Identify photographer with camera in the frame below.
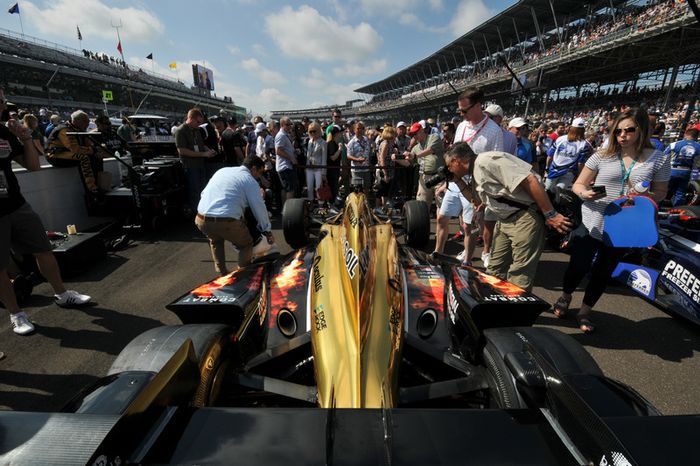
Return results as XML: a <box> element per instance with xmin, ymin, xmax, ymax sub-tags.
<box><xmin>445</xmin><ymin>142</ymin><xmax>572</xmax><ymax>292</ymax></box>
<box><xmin>409</xmin><ymin>122</ymin><xmax>444</xmax><ymax>206</ymax></box>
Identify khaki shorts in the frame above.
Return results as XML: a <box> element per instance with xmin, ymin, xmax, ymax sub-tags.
<box><xmin>0</xmin><ymin>203</ymin><xmax>53</xmax><ymax>269</ymax></box>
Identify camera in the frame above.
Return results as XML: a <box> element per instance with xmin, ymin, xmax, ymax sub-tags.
<box><xmin>424</xmin><ymin>165</ymin><xmax>453</xmax><ymax>189</ymax></box>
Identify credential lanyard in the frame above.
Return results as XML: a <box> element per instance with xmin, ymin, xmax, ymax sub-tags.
<box><xmin>618</xmin><ymin>155</ymin><xmax>636</xmax><ymax>195</ymax></box>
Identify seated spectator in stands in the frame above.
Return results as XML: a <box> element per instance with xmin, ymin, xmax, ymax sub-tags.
<box><xmin>545</xmin><ymin>117</ymin><xmax>593</xmax><ymax>191</ymax></box>
<box><xmin>44</xmin><ymin>114</ymin><xmax>60</xmax><ymax>138</ymax></box>
<box><xmin>22</xmin><ymin>114</ymin><xmax>44</xmax><ymax>156</ymax></box>
<box><xmin>1</xmin><ymin>88</ymin><xmax>91</xmax><ymax>336</ymax></box>
<box><xmin>175</xmin><ymin>108</ymin><xmax>216</xmax><ymax>214</ymax></box>
<box><xmin>665</xmin><ymin>127</ymin><xmax>700</xmax><ymax>206</ymax></box>
<box><xmin>305</xmin><ymin>122</ymin><xmax>327</xmax><ymax>201</ymax></box>
<box><xmin>508</xmin><ymin>118</ymin><xmax>537</xmax><ymax>171</ymax></box>
<box><xmin>46</xmin><ymin>110</ymin><xmax>102</xmax><ymax>197</ymax></box>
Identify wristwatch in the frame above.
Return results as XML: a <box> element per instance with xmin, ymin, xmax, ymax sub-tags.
<box><xmin>543</xmin><ymin>209</ymin><xmax>558</xmax><ymax>220</ymax></box>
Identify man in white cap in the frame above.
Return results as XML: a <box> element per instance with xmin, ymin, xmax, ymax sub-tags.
<box><xmin>544</xmin><ymin>117</ymin><xmax>592</xmax><ymax>192</ymax></box>
<box><xmin>485</xmin><ymin>104</ymin><xmax>516</xmax><ymax>156</ymax></box>
<box><xmin>508</xmin><ymin>117</ymin><xmax>537</xmax><ymax>171</ymax></box>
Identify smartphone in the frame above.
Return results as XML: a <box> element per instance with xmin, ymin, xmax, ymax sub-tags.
<box><xmin>592</xmin><ymin>185</ymin><xmax>607</xmax><ymax>195</ymax></box>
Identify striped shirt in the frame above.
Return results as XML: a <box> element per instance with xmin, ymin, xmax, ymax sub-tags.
<box><xmin>582</xmin><ymin>149</ymin><xmax>670</xmax><ymax>240</ymax></box>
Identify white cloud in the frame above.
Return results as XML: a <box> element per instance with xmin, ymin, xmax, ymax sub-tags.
<box><xmin>398</xmin><ymin>11</ymin><xmax>447</xmax><ymax>33</ymax></box>
<box><xmin>265</xmin><ymin>5</ymin><xmax>382</xmax><ymax>62</ymax></box>
<box><xmin>449</xmin><ymin>0</ymin><xmax>496</xmax><ymax>38</ymax></box>
<box><xmin>241</xmin><ymin>58</ymin><xmax>287</xmax><ymax>85</ymax></box>
<box><xmin>21</xmin><ymin>0</ymin><xmax>163</xmax><ymax>43</ymax></box>
<box><xmin>333</xmin><ymin>59</ymin><xmax>387</xmax><ymax>78</ymax></box>
<box><xmin>251</xmin><ymin>43</ymin><xmax>266</xmax><ymax>55</ymax></box>
<box><xmin>360</xmin><ymin>0</ymin><xmax>418</xmax><ymax>13</ymax></box>
<box><xmin>429</xmin><ymin>0</ymin><xmax>444</xmax><ymax>9</ymax></box>
<box><xmin>227</xmin><ymin>45</ymin><xmax>240</xmax><ymax>55</ymax></box>
<box><xmin>299</xmin><ymin>70</ymin><xmax>363</xmax><ymax>106</ymax></box>
<box><xmin>257</xmin><ymin>88</ymin><xmax>296</xmax><ymax>111</ymax></box>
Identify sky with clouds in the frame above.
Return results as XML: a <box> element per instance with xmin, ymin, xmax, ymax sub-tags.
<box><xmin>0</xmin><ymin>0</ymin><xmax>515</xmax><ymax>116</ymax></box>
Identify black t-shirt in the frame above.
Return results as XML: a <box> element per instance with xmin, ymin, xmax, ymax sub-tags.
<box><xmin>220</xmin><ymin>128</ymin><xmax>245</xmax><ymax>166</ymax></box>
<box><xmin>327</xmin><ymin>140</ymin><xmax>340</xmax><ymax>167</ymax></box>
<box><xmin>200</xmin><ymin>123</ymin><xmax>223</xmax><ymax>164</ymax></box>
<box><xmin>0</xmin><ymin>124</ymin><xmax>27</xmax><ymax>216</ymax></box>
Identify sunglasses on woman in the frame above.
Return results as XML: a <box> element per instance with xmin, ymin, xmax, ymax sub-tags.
<box><xmin>614</xmin><ymin>126</ymin><xmax>637</xmax><ymax>136</ymax></box>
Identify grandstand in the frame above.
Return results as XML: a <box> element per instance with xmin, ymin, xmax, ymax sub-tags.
<box><xmin>269</xmin><ymin>99</ymin><xmax>364</xmax><ymax>122</ymax></box>
<box><xmin>353</xmin><ymin>0</ymin><xmax>700</xmax><ymax>123</ymax></box>
<box><xmin>272</xmin><ymin>0</ymin><xmax>700</xmax><ymax>130</ymax></box>
<box><xmin>0</xmin><ymin>27</ymin><xmax>246</xmax><ymax>121</ymax></box>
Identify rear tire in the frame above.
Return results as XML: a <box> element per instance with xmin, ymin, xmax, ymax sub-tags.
<box><xmin>404</xmin><ymin>200</ymin><xmax>430</xmax><ymax>248</ymax></box>
<box><xmin>282</xmin><ymin>198</ymin><xmax>309</xmax><ymax>249</ymax></box>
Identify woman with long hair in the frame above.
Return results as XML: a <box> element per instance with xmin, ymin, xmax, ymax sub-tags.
<box><xmin>551</xmin><ymin>108</ymin><xmax>669</xmax><ymax>333</ymax></box>
<box><xmin>305</xmin><ymin>122</ymin><xmax>327</xmax><ymax>200</ymax></box>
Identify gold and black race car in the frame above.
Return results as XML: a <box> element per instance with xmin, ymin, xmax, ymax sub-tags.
<box><xmin>2</xmin><ymin>193</ymin><xmax>698</xmax><ymax>465</ymax></box>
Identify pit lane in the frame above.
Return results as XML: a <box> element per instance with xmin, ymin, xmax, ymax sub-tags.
<box><xmin>0</xmin><ymin>220</ymin><xmax>698</xmax><ymax>416</ymax></box>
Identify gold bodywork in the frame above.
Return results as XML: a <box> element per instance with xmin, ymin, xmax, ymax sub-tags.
<box><xmin>310</xmin><ymin>193</ymin><xmax>404</xmax><ymax>408</ymax></box>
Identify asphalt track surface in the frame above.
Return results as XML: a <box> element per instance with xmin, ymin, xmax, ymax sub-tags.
<box><xmin>1</xmin><ymin>218</ymin><xmax>698</xmax><ymax>416</ymax></box>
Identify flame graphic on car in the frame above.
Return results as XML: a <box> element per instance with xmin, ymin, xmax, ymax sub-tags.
<box><xmin>406</xmin><ymin>268</ymin><xmax>445</xmax><ymax>315</ymax></box>
<box><xmin>474</xmin><ymin>271</ymin><xmax>525</xmax><ymax>297</ymax></box>
<box><xmin>190</xmin><ymin>268</ymin><xmax>262</xmax><ymax>298</ymax></box>
<box><xmin>270</xmin><ymin>251</ymin><xmax>307</xmax><ymax>324</ymax></box>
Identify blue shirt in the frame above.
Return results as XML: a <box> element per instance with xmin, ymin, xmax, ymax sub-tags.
<box><xmin>650</xmin><ymin>137</ymin><xmax>665</xmax><ymax>152</ymax></box>
<box><xmin>514</xmin><ymin>137</ymin><xmax>535</xmax><ymax>164</ymax></box>
<box><xmin>274</xmin><ymin>129</ymin><xmax>295</xmax><ymax>172</ymax></box>
<box><xmin>197</xmin><ymin>166</ymin><xmax>271</xmax><ymax>233</ymax></box>
<box><xmin>665</xmin><ymin>139</ymin><xmax>700</xmax><ymax>176</ymax></box>
<box><xmin>547</xmin><ymin>136</ymin><xmax>592</xmax><ymax>179</ymax></box>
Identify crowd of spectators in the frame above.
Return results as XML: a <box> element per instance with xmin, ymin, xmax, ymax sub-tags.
<box><xmin>82</xmin><ymin>49</ymin><xmax>126</xmax><ymax>68</ymax></box>
<box><xmin>360</xmin><ymin>0</ymin><xmax>690</xmax><ymax>113</ymax></box>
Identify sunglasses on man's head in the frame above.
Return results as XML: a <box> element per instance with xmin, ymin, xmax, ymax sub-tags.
<box><xmin>614</xmin><ymin>126</ymin><xmax>637</xmax><ymax>136</ymax></box>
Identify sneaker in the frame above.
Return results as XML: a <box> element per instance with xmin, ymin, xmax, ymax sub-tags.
<box><xmin>481</xmin><ymin>252</ymin><xmax>491</xmax><ymax>269</ymax></box>
<box><xmin>55</xmin><ymin>290</ymin><xmax>91</xmax><ymax>307</ymax></box>
<box><xmin>456</xmin><ymin>250</ymin><xmax>467</xmax><ymax>262</ymax></box>
<box><xmin>450</xmin><ymin>231</ymin><xmax>464</xmax><ymax>241</ymax></box>
<box><xmin>10</xmin><ymin>312</ymin><xmax>35</xmax><ymax>335</ymax></box>
<box><xmin>251</xmin><ymin>238</ymin><xmax>280</xmax><ymax>260</ymax></box>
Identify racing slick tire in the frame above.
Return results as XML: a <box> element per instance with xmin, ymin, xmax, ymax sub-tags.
<box><xmin>404</xmin><ymin>200</ymin><xmax>430</xmax><ymax>249</ymax></box>
<box><xmin>282</xmin><ymin>198</ymin><xmax>310</xmax><ymax>249</ymax></box>
<box><xmin>108</xmin><ymin>324</ymin><xmax>231</xmax><ymax>407</ymax></box>
<box><xmin>482</xmin><ymin>327</ymin><xmax>603</xmax><ymax>409</ymax></box>
<box><xmin>686</xmin><ymin>181</ymin><xmax>700</xmax><ymax>206</ymax></box>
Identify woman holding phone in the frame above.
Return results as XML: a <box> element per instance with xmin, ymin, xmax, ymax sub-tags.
<box><xmin>551</xmin><ymin>108</ymin><xmax>669</xmax><ymax>333</ymax></box>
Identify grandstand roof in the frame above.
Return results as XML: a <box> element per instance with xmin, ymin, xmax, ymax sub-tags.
<box><xmin>355</xmin><ymin>0</ymin><xmax>628</xmax><ymax>95</ymax></box>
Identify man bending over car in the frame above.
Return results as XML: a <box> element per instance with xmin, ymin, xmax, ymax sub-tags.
<box><xmin>445</xmin><ymin>142</ymin><xmax>571</xmax><ymax>292</ymax></box>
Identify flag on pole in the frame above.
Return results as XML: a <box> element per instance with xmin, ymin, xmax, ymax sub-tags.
<box><xmin>117</xmin><ymin>40</ymin><xmax>123</xmax><ymax>55</ymax></box>
<box><xmin>168</xmin><ymin>62</ymin><xmax>177</xmax><ymax>69</ymax></box>
<box><xmin>77</xmin><ymin>26</ymin><xmax>82</xmax><ymax>41</ymax></box>
<box><xmin>146</xmin><ymin>53</ymin><xmax>153</xmax><ymax>60</ymax></box>
<box><xmin>8</xmin><ymin>3</ymin><xmax>19</xmax><ymax>14</ymax></box>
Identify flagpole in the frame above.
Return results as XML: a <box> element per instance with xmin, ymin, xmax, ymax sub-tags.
<box><xmin>18</xmin><ymin>7</ymin><xmax>24</xmax><ymax>37</ymax></box>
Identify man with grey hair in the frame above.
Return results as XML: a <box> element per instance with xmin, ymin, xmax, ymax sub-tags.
<box><xmin>275</xmin><ymin>116</ymin><xmax>298</xmax><ymax>202</ymax></box>
<box><xmin>46</xmin><ymin>109</ymin><xmax>101</xmax><ymax>195</ymax></box>
<box><xmin>444</xmin><ymin>142</ymin><xmax>571</xmax><ymax>292</ymax></box>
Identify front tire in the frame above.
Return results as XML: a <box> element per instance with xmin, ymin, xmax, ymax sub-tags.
<box><xmin>282</xmin><ymin>198</ymin><xmax>309</xmax><ymax>249</ymax></box>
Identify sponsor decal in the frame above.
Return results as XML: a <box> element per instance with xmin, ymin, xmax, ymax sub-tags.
<box><xmin>185</xmin><ymin>296</ymin><xmax>237</xmax><ymax>303</ymax></box>
<box><xmin>627</xmin><ymin>269</ymin><xmax>653</xmax><ymax>297</ymax></box>
<box><xmin>313</xmin><ymin>304</ymin><xmax>327</xmax><ymax>331</ymax></box>
<box><xmin>343</xmin><ymin>241</ymin><xmax>359</xmax><ymax>279</ymax></box>
<box><xmin>599</xmin><ymin>451</ymin><xmax>632</xmax><ymax>466</ymax></box>
<box><xmin>661</xmin><ymin>260</ymin><xmax>700</xmax><ymax>305</ymax></box>
<box><xmin>415</xmin><ymin>268</ymin><xmax>439</xmax><ymax>280</ymax></box>
<box><xmin>312</xmin><ymin>255</ymin><xmax>324</xmax><ymax>292</ymax></box>
<box><xmin>347</xmin><ymin>207</ymin><xmax>358</xmax><ymax>227</ymax></box>
<box><xmin>483</xmin><ymin>295</ymin><xmax>537</xmax><ymax>302</ymax></box>
<box><xmin>447</xmin><ymin>283</ymin><xmax>459</xmax><ymax>324</ymax></box>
